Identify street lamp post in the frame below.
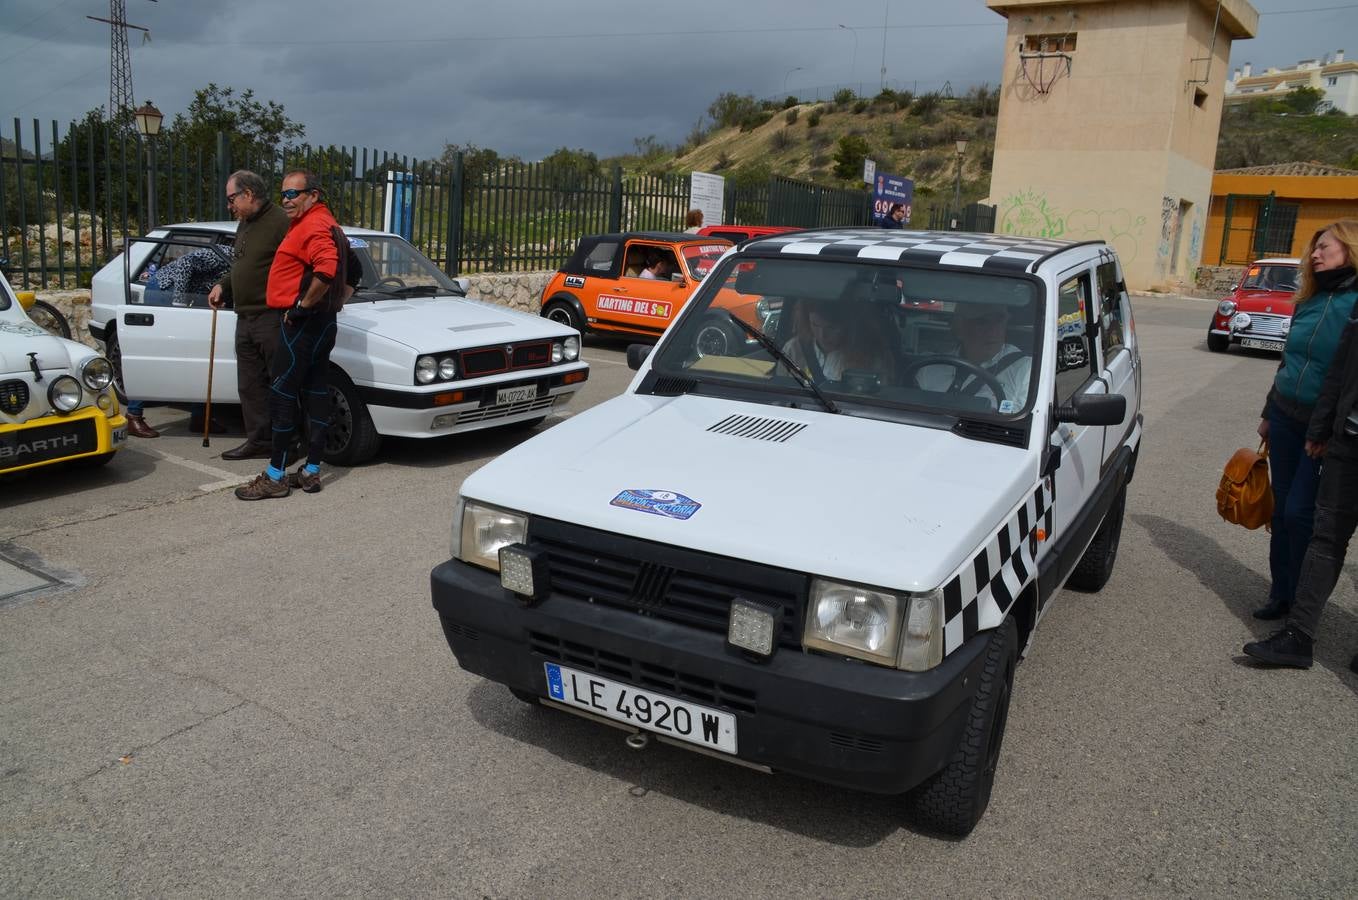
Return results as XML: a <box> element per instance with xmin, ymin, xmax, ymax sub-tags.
<box><xmin>783</xmin><ymin>65</ymin><xmax>805</xmax><ymax>96</ymax></box>
<box><xmin>838</xmin><ymin>25</ymin><xmax>859</xmax><ymax>94</ymax></box>
<box><xmin>133</xmin><ymin>101</ymin><xmax>164</xmax><ymax>231</ymax></box>
<box><xmin>953</xmin><ymin>138</ymin><xmax>969</xmax><ymax>230</ymax></box>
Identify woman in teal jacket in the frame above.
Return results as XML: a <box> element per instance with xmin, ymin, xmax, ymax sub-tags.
<box><xmin>1249</xmin><ymin>221</ymin><xmax>1358</xmax><ymax>623</ymax></box>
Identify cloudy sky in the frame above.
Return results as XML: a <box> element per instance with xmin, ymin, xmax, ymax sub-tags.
<box><xmin>2</xmin><ymin>0</ymin><xmax>1354</xmax><ymax>162</ymax></box>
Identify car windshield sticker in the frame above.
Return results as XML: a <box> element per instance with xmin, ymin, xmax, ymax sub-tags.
<box><xmin>597</xmin><ymin>295</ymin><xmax>672</xmax><ymax>319</ymax></box>
<box><xmin>564</xmin><ymin>275</ymin><xmax>586</xmax><ymax>288</ymax></box>
<box><xmin>349</xmin><ymin>238</ymin><xmax>368</xmax><ymax>248</ymax></box>
<box><xmin>611</xmin><ymin>489</ymin><xmax>701</xmax><ymax>520</ymax></box>
<box><xmin>998</xmin><ymin>400</ymin><xmax>1017</xmax><ymax>414</ymax></box>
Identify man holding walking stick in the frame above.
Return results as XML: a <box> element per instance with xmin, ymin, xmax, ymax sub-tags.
<box><xmin>208</xmin><ymin>170</ymin><xmax>289</xmax><ymax>460</ymax></box>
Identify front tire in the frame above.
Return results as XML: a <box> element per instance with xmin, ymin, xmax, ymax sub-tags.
<box><xmin>905</xmin><ymin>616</ymin><xmax>1017</xmax><ymax>837</ymax></box>
<box><xmin>324</xmin><ymin>369</ymin><xmax>381</xmax><ymax>466</ymax></box>
<box><xmin>544</xmin><ymin>299</ymin><xmax>585</xmax><ymax>334</ymax></box>
<box><xmin>1067</xmin><ymin>484</ymin><xmax>1126</xmax><ymax>592</ymax></box>
<box><xmin>1206</xmin><ymin>332</ymin><xmax>1229</xmax><ymax>352</ymax></box>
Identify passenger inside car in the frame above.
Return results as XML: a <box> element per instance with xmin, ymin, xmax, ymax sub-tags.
<box><xmin>780</xmin><ymin>297</ymin><xmax>896</xmax><ymax>385</ymax></box>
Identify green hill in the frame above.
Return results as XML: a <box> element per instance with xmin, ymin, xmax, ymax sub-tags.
<box><xmin>611</xmin><ymin>88</ymin><xmax>1358</xmax><ymax>225</ymax></box>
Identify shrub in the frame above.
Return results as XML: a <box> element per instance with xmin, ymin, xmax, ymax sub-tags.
<box><xmin>834</xmin><ymin>88</ymin><xmax>856</xmax><ymax>106</ymax></box>
<box><xmin>738</xmin><ymin>110</ymin><xmax>774</xmax><ymax>132</ymax></box>
<box><xmin>832</xmin><ymin>134</ymin><xmax>871</xmax><ymax>180</ymax></box>
<box><xmin>853</xmin><ymin>99</ymin><xmax>869</xmax><ymax>114</ymax></box>
<box><xmin>912</xmin><ymin>91</ymin><xmax>942</xmax><ymax>117</ymax></box>
<box><xmin>893</xmin><ymin>90</ymin><xmax>914</xmax><ymax>111</ymax></box>
<box><xmin>809</xmin><ymin>132</ymin><xmax>832</xmax><ymax>149</ymax></box>
<box><xmin>714</xmin><ymin>151</ymin><xmax>732</xmax><ymax>171</ymax></box>
<box><xmin>782</xmin><ymin>95</ymin><xmax>799</xmax><ymax>109</ymax></box>
<box><xmin>807</xmin><ymin>109</ymin><xmax>822</xmax><ymax>128</ymax></box>
<box><xmin>770</xmin><ymin>129</ymin><xmax>795</xmax><ymax>151</ymax></box>
<box><xmin>785</xmin><ymin>107</ymin><xmax>799</xmax><ymax>125</ymax></box>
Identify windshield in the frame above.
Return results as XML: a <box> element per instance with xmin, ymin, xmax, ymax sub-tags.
<box><xmin>1240</xmin><ymin>263</ymin><xmax>1299</xmax><ymax>293</ymax></box>
<box><xmin>650</xmin><ymin>256</ymin><xmax>1042</xmax><ymax>420</ymax></box>
<box><xmin>681</xmin><ymin>243</ymin><xmax>730</xmax><ymax>280</ymax></box>
<box><xmin>349</xmin><ymin>235</ymin><xmax>461</xmax><ymax>297</ymax></box>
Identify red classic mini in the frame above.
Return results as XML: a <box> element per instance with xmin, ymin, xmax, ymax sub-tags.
<box><xmin>1207</xmin><ymin>257</ymin><xmax>1300</xmax><ymax>353</ymax></box>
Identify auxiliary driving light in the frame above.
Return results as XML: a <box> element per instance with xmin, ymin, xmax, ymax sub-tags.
<box><xmin>727</xmin><ymin>597</ymin><xmax>778</xmax><ymax>658</ymax></box>
<box><xmin>499</xmin><ymin>542</ymin><xmax>549</xmax><ymax>604</ymax></box>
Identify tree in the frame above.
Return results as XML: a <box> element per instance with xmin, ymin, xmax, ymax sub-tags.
<box><xmin>1282</xmin><ymin>85</ymin><xmax>1325</xmax><ymax>116</ymax></box>
<box><xmin>440</xmin><ymin>142</ymin><xmax>502</xmax><ymax>184</ymax></box>
<box><xmin>832</xmin><ymin>134</ymin><xmax>871</xmax><ymax>180</ymax></box>
<box><xmin>707</xmin><ymin>92</ymin><xmax>761</xmax><ymax>129</ymax></box>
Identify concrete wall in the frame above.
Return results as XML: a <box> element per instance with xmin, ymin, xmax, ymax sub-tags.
<box><xmin>984</xmin><ymin>0</ymin><xmax>1257</xmax><ymax>290</ymax></box>
<box><xmin>33</xmin><ymin>271</ymin><xmax>556</xmax><ymax>351</ymax></box>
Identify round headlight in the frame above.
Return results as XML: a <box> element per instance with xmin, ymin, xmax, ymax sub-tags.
<box><xmin>438</xmin><ymin>356</ymin><xmax>457</xmax><ymax>380</ymax></box>
<box><xmin>415</xmin><ymin>356</ymin><xmax>438</xmax><ymax>384</ymax></box>
<box><xmin>1232</xmin><ymin>312</ymin><xmax>1252</xmax><ymax>331</ymax></box>
<box><xmin>48</xmin><ymin>375</ymin><xmax>82</xmax><ymax>413</ymax></box>
<box><xmin>1217</xmin><ymin>299</ymin><xmax>1237</xmax><ymax>317</ymax></box>
<box><xmin>563</xmin><ymin>335</ymin><xmax>580</xmax><ymax>361</ymax></box>
<box><xmin>81</xmin><ymin>356</ymin><xmax>114</xmax><ymax>391</ymax></box>
<box><xmin>551</xmin><ymin>342</ymin><xmax>564</xmax><ymax>364</ymax></box>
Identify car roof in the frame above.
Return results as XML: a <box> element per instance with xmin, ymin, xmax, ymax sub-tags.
<box><xmin>157</xmin><ymin>222</ymin><xmax>395</xmax><ymax>239</ymax></box>
<box><xmin>579</xmin><ymin>232</ymin><xmax>732</xmax><ymax>244</ymax></box>
<box><xmin>739</xmin><ymin>227</ymin><xmax>1104</xmax><ymax>275</ymax></box>
<box><xmin>1250</xmin><ymin>258</ymin><xmax>1300</xmax><ymax>266</ymax></box>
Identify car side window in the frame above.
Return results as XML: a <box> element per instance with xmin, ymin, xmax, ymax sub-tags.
<box><xmin>624</xmin><ymin>244</ymin><xmax>679</xmax><ymax>279</ymax></box>
<box><xmin>1055</xmin><ymin>271</ymin><xmax>1099</xmax><ymax>403</ymax></box>
<box><xmin>583</xmin><ymin>241</ymin><xmax>619</xmax><ymax>274</ymax></box>
<box><xmin>1096</xmin><ymin>261</ymin><xmax>1126</xmax><ymax>356</ymax></box>
<box><xmin>135</xmin><ymin>232</ymin><xmax>215</xmax><ymax>283</ymax></box>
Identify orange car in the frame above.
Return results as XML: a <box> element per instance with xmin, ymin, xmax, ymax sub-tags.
<box><xmin>541</xmin><ymin>233</ymin><xmax>731</xmax><ymax>340</ymax></box>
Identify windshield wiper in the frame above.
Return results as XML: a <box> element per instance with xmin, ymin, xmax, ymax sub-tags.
<box><xmin>355</xmin><ymin>285</ymin><xmax>444</xmax><ymax>299</ymax></box>
<box><xmin>723</xmin><ymin>311</ymin><xmax>840</xmax><ymax>414</ymax></box>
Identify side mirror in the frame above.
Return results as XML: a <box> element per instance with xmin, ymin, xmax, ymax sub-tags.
<box><xmin>1229</xmin><ymin>283</ymin><xmax>1239</xmax><ymax>291</ymax></box>
<box><xmin>1055</xmin><ymin>393</ymin><xmax>1126</xmax><ymax>426</ymax></box>
<box><xmin>626</xmin><ymin>344</ymin><xmax>651</xmax><ymax>371</ymax></box>
<box><xmin>452</xmin><ymin>276</ymin><xmax>471</xmax><ymax>295</ymax></box>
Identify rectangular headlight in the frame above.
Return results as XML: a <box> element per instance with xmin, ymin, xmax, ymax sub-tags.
<box><xmin>897</xmin><ymin>589</ymin><xmax>944</xmax><ymax>672</ymax></box>
<box><xmin>803</xmin><ymin>578</ymin><xmax>905</xmax><ymax>666</ymax></box>
<box><xmin>457</xmin><ymin>500</ymin><xmax>528</xmax><ymax>572</ymax></box>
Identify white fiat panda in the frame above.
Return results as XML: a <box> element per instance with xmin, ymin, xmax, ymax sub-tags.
<box><xmin>431</xmin><ymin>228</ymin><xmax>1142</xmax><ymax>836</ymax></box>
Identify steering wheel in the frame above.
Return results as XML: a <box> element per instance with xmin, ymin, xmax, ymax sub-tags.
<box><xmin>374</xmin><ymin>276</ymin><xmax>407</xmax><ymax>289</ymax></box>
<box><xmin>900</xmin><ymin>355</ymin><xmax>1006</xmax><ymax>403</ymax></box>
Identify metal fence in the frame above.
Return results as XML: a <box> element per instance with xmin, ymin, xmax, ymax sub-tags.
<box><xmin>1</xmin><ymin>118</ymin><xmax>871</xmax><ymax>289</ymax></box>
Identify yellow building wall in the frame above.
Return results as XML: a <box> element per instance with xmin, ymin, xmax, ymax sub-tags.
<box><xmin>1199</xmin><ymin>175</ymin><xmax>1358</xmax><ymax>265</ymax></box>
<box><xmin>985</xmin><ymin>0</ymin><xmax>1257</xmax><ymax>290</ymax></box>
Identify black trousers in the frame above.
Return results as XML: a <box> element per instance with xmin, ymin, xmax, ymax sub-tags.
<box><xmin>235</xmin><ymin>309</ymin><xmax>283</xmax><ymax>445</ymax></box>
<box><xmin>1288</xmin><ymin>452</ymin><xmax>1358</xmax><ymax>638</ymax></box>
<box><xmin>268</xmin><ymin>309</ymin><xmax>337</xmax><ymax>472</ymax></box>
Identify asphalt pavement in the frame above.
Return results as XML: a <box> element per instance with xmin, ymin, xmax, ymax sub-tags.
<box><xmin>2</xmin><ymin>300</ymin><xmax>1355</xmax><ymax>898</ymax></box>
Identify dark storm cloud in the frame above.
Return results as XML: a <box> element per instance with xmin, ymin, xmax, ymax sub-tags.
<box><xmin>1</xmin><ymin>0</ymin><xmax>1352</xmax><ymax>162</ymax></box>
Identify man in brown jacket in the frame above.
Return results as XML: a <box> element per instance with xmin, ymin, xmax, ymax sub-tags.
<box><xmin>208</xmin><ymin>170</ymin><xmax>290</xmax><ymax>460</ymax></box>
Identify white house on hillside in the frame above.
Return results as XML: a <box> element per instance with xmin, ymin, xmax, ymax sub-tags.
<box><xmin>1225</xmin><ymin>50</ymin><xmax>1358</xmax><ymax>114</ymax></box>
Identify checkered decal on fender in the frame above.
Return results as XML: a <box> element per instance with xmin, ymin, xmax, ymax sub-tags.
<box><xmin>941</xmin><ymin>480</ymin><xmax>1054</xmax><ymax>655</ymax></box>
<box><xmin>754</xmin><ymin>229</ymin><xmax>1083</xmax><ymax>273</ymax></box>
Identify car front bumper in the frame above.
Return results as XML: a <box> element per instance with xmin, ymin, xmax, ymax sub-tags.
<box><xmin>430</xmin><ymin>558</ymin><xmax>992</xmax><ymax>795</ymax></box>
<box><xmin>359</xmin><ymin>366</ymin><xmax>587</xmax><ymax>439</ymax></box>
<box><xmin>0</xmin><ymin>404</ymin><xmax>127</xmax><ymax>474</ymax></box>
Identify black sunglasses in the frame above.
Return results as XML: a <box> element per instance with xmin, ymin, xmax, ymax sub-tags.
<box><xmin>280</xmin><ymin>188</ymin><xmax>316</xmax><ymax>200</ymax></box>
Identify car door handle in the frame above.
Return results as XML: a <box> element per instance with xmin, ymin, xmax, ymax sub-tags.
<box><xmin>124</xmin><ymin>313</ymin><xmax>155</xmax><ymax>327</ymax></box>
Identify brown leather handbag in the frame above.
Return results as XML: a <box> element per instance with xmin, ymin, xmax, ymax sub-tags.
<box><xmin>1217</xmin><ymin>441</ymin><xmax>1273</xmax><ymax>530</ymax></box>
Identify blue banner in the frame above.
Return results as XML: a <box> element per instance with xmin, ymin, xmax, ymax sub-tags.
<box><xmin>871</xmin><ymin>173</ymin><xmax>915</xmax><ymax>228</ymax></box>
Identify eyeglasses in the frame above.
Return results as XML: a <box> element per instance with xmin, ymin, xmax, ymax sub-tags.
<box><xmin>280</xmin><ymin>188</ymin><xmax>315</xmax><ymax>200</ymax></box>
<box><xmin>225</xmin><ymin>190</ymin><xmax>244</xmax><ymax>203</ymax></box>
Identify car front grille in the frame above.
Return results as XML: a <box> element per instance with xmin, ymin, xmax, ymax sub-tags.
<box><xmin>528</xmin><ymin>630</ymin><xmax>758</xmax><ymax>714</ymax></box>
<box><xmin>1240</xmin><ymin>313</ymin><xmax>1289</xmax><ymax>338</ymax></box>
<box><xmin>459</xmin><ymin>340</ymin><xmax>553</xmax><ymax>377</ymax></box>
<box><xmin>527</xmin><ymin>517</ymin><xmax>807</xmax><ymax>650</ymax></box>
<box><xmin>0</xmin><ymin>380</ymin><xmax>30</xmax><ymax>415</ymax></box>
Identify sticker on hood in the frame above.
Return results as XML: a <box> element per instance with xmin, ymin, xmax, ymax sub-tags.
<box><xmin>610</xmin><ymin>489</ymin><xmax>701</xmax><ymax>520</ymax></box>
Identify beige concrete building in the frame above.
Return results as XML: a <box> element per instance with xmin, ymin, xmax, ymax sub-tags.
<box><xmin>984</xmin><ymin>0</ymin><xmax>1258</xmax><ymax>290</ymax></box>
<box><xmin>1225</xmin><ymin>51</ymin><xmax>1358</xmax><ymax>115</ymax></box>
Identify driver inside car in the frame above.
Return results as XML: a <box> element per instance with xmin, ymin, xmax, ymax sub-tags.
<box><xmin>912</xmin><ymin>302</ymin><xmax>1030</xmax><ymax>409</ymax></box>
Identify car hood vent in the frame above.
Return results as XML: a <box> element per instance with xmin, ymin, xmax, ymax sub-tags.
<box><xmin>953</xmin><ymin>418</ymin><xmax>1025</xmax><ymax>447</ymax></box>
<box><xmin>448</xmin><ymin>321</ymin><xmax>512</xmax><ymax>331</ymax></box>
<box><xmin>707</xmin><ymin>413</ymin><xmax>807</xmax><ymax>443</ymax></box>
<box><xmin>652</xmin><ymin>376</ymin><xmax>697</xmax><ymax>396</ymax></box>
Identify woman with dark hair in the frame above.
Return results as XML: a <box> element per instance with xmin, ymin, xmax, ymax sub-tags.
<box><xmin>1246</xmin><ymin>221</ymin><xmax>1358</xmax><ymax>670</ymax></box>
<box><xmin>1246</xmin><ymin>221</ymin><xmax>1358</xmax><ymax>628</ymax></box>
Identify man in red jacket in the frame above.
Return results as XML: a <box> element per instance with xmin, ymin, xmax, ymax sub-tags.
<box><xmin>236</xmin><ymin>170</ymin><xmax>353</xmax><ymax>500</ymax></box>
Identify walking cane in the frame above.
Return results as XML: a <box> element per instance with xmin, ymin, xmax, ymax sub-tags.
<box><xmin>203</xmin><ymin>306</ymin><xmax>218</xmax><ymax>448</ymax></box>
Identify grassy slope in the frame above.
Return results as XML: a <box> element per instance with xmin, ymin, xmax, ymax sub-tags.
<box><xmin>614</xmin><ymin>97</ymin><xmax>1356</xmax><ymax>224</ymax></box>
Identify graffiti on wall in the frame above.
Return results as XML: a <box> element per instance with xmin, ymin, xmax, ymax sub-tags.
<box><xmin>998</xmin><ymin>188</ymin><xmax>1147</xmax><ymax>263</ymax></box>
